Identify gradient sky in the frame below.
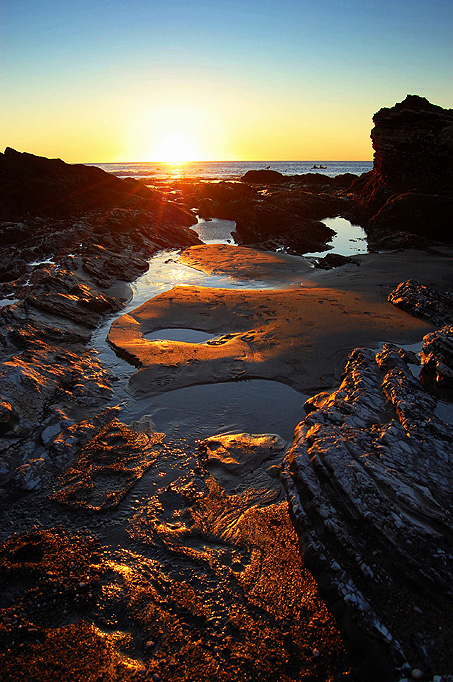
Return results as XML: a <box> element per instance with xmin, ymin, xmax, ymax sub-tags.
<box><xmin>1</xmin><ymin>0</ymin><xmax>452</xmax><ymax>162</ymax></box>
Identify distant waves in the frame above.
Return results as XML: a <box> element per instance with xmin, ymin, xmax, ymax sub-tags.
<box><xmin>90</xmin><ymin>160</ymin><xmax>373</xmax><ymax>182</ymax></box>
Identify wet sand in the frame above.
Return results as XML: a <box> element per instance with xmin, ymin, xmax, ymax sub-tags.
<box><xmin>108</xmin><ymin>244</ymin><xmax>452</xmax><ymax>398</ymax></box>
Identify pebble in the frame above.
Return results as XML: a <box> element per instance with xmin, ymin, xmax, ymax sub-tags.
<box><xmin>411</xmin><ymin>670</ymin><xmax>423</xmax><ymax>680</ymax></box>
<box><xmin>312</xmin><ymin>649</ymin><xmax>320</xmax><ymax>657</ymax></box>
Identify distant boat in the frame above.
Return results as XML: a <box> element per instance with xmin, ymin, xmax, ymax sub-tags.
<box><xmin>311</xmin><ymin>164</ymin><xmax>327</xmax><ymax>170</ymax></box>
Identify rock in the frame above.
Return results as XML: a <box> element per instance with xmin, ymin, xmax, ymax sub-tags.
<box><xmin>282</xmin><ymin>343</ymin><xmax>453</xmax><ymax>677</ymax></box>
<box><xmin>0</xmin><ymin>397</ymin><xmax>13</xmax><ymax>431</ymax></box>
<box><xmin>388</xmin><ymin>280</ymin><xmax>453</xmax><ymax>327</ymax></box>
<box><xmin>313</xmin><ymin>253</ymin><xmax>359</xmax><ymax>269</ymax></box>
<box><xmin>51</xmin><ymin>419</ymin><xmax>166</xmax><ymax>510</ymax></box>
<box><xmin>420</xmin><ymin>325</ymin><xmax>453</xmax><ymax>398</ymax></box>
<box><xmin>40</xmin><ymin>423</ymin><xmax>61</xmax><ymax>446</ymax></box>
<box><xmin>241</xmin><ymin>169</ymin><xmax>285</xmax><ymax>183</ymax></box>
<box><xmin>353</xmin><ymin>95</ymin><xmax>453</xmax><ymax>246</ymax></box>
<box><xmin>368</xmin><ymin>193</ymin><xmax>453</xmax><ymax>246</ymax></box>
<box><xmin>231</xmin><ymin>202</ymin><xmax>335</xmax><ymax>254</ymax></box>
<box><xmin>0</xmin><ymin>147</ymin><xmax>195</xmax><ymax>223</ymax></box>
<box><xmin>371</xmin><ymin>95</ymin><xmax>453</xmax><ymax>195</ymax></box>
<box><xmin>14</xmin><ymin>458</ymin><xmax>48</xmax><ymax>491</ymax></box>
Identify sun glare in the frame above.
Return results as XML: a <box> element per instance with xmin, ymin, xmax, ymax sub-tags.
<box><xmin>151</xmin><ymin>133</ymin><xmax>200</xmax><ymax>164</ymax></box>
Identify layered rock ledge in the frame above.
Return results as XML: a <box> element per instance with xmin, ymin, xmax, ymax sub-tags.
<box><xmin>282</xmin><ymin>304</ymin><xmax>453</xmax><ymax>679</ymax></box>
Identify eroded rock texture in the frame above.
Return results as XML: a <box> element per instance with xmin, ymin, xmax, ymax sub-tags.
<box><xmin>282</xmin><ymin>344</ymin><xmax>453</xmax><ymax>679</ymax></box>
<box><xmin>352</xmin><ymin>95</ymin><xmax>453</xmax><ymax>248</ymax></box>
<box><xmin>388</xmin><ymin>280</ymin><xmax>453</xmax><ymax>399</ymax></box>
<box><xmin>0</xmin><ymin>150</ymin><xmax>200</xmax><ymax>500</ymax></box>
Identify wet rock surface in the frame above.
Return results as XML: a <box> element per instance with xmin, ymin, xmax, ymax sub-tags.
<box><xmin>388</xmin><ymin>279</ymin><xmax>453</xmax><ymax>327</ymax></box>
<box><xmin>283</xmin><ymin>342</ymin><xmax>453</xmax><ymax>679</ymax></box>
<box><xmin>0</xmin><ymin>152</ymin><xmax>352</xmax><ymax>680</ymax></box>
<box><xmin>1</xmin><ymin>140</ymin><xmax>452</xmax><ymax>680</ymax></box>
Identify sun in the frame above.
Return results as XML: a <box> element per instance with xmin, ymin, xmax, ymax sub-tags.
<box><xmin>150</xmin><ymin>133</ymin><xmax>200</xmax><ymax>164</ymax></box>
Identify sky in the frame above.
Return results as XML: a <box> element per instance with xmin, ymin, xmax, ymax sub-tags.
<box><xmin>1</xmin><ymin>0</ymin><xmax>452</xmax><ymax>162</ymax></box>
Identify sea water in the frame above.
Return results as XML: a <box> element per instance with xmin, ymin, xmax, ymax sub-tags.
<box><xmin>90</xmin><ymin>160</ymin><xmax>372</xmax><ymax>182</ymax></box>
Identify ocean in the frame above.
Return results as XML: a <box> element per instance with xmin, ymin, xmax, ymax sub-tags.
<box><xmin>90</xmin><ymin>160</ymin><xmax>372</xmax><ymax>182</ymax></box>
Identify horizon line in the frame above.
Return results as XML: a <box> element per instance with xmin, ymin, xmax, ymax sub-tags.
<box><xmin>85</xmin><ymin>158</ymin><xmax>374</xmax><ymax>164</ymax></box>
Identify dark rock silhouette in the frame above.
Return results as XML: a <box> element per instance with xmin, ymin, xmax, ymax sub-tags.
<box><xmin>0</xmin><ymin>149</ymin><xmax>200</xmax><ymax>284</ymax></box>
<box><xmin>0</xmin><ymin>147</ymin><xmax>196</xmax><ymax>225</ymax></box>
<box><xmin>352</xmin><ymin>95</ymin><xmax>453</xmax><ymax>246</ymax></box>
<box><xmin>241</xmin><ymin>168</ymin><xmax>285</xmax><ymax>183</ymax></box>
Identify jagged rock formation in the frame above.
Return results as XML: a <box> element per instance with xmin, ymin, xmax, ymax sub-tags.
<box><xmin>282</xmin><ymin>343</ymin><xmax>453</xmax><ymax>680</ymax></box>
<box><xmin>388</xmin><ymin>280</ymin><xmax>453</xmax><ymax>399</ymax></box>
<box><xmin>283</xmin><ymin>278</ymin><xmax>453</xmax><ymax>678</ymax></box>
<box><xmin>0</xmin><ymin>151</ymin><xmax>201</xmax><ymax>499</ymax></box>
<box><xmin>0</xmin><ymin>147</ymin><xmax>196</xmax><ymax>222</ymax></box>
<box><xmin>388</xmin><ymin>279</ymin><xmax>453</xmax><ymax>327</ymax></box>
<box><xmin>352</xmin><ymin>95</ymin><xmax>453</xmax><ymax>247</ymax></box>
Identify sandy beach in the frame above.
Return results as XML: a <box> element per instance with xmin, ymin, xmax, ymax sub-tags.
<box><xmin>108</xmin><ymin>243</ymin><xmax>453</xmax><ymax>398</ymax></box>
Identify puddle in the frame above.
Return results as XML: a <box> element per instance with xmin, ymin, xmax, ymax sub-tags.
<box><xmin>144</xmin><ymin>328</ymin><xmax>215</xmax><ymax>343</ymax></box>
<box><xmin>306</xmin><ymin>216</ymin><xmax>368</xmax><ymax>257</ymax></box>
<box><xmin>121</xmin><ymin>379</ymin><xmax>308</xmax><ymax>443</ymax></box>
<box><xmin>92</xmin><ymin>247</ymin><xmax>310</xmax><ymax>444</ymax></box>
<box><xmin>193</xmin><ymin>217</ymin><xmax>236</xmax><ymax>244</ymax></box>
<box><xmin>0</xmin><ymin>298</ymin><xmax>18</xmax><ymax>308</ymax></box>
<box><xmin>435</xmin><ymin>401</ymin><xmax>453</xmax><ymax>424</ymax></box>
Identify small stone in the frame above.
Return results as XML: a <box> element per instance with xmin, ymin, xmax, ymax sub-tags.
<box><xmin>312</xmin><ymin>649</ymin><xmax>320</xmax><ymax>657</ymax></box>
<box><xmin>411</xmin><ymin>670</ymin><xmax>423</xmax><ymax>680</ymax></box>
<box><xmin>152</xmin><ymin>675</ymin><xmax>161</xmax><ymax>682</ymax></box>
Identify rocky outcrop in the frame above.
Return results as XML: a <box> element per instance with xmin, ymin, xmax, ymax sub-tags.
<box><xmin>228</xmin><ymin>187</ymin><xmax>352</xmax><ymax>253</ymax></box>
<box><xmin>232</xmin><ymin>201</ymin><xmax>335</xmax><ymax>253</ymax></box>
<box><xmin>282</xmin><ymin>343</ymin><xmax>453</xmax><ymax>680</ymax></box>
<box><xmin>352</xmin><ymin>95</ymin><xmax>453</xmax><ymax>247</ymax></box>
<box><xmin>388</xmin><ymin>279</ymin><xmax>453</xmax><ymax>327</ymax></box>
<box><xmin>0</xmin><ymin>151</ymin><xmax>201</xmax><ymax>500</ymax></box>
<box><xmin>388</xmin><ymin>280</ymin><xmax>453</xmax><ymax>399</ymax></box>
<box><xmin>241</xmin><ymin>169</ymin><xmax>285</xmax><ymax>183</ymax></box>
<box><xmin>371</xmin><ymin>95</ymin><xmax>453</xmax><ymax>194</ymax></box>
<box><xmin>0</xmin><ymin>147</ymin><xmax>195</xmax><ymax>223</ymax></box>
<box><xmin>283</xmin><ymin>277</ymin><xmax>453</xmax><ymax>678</ymax></box>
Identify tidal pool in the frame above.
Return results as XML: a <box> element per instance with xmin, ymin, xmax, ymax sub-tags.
<box><xmin>92</xmin><ymin>247</ymin><xmax>311</xmax><ymax>443</ymax></box>
<box><xmin>120</xmin><ymin>378</ymin><xmax>309</xmax><ymax>442</ymax></box>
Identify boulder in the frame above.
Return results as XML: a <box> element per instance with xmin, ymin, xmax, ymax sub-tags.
<box><xmin>241</xmin><ymin>168</ymin><xmax>285</xmax><ymax>183</ymax></box>
<box><xmin>388</xmin><ymin>279</ymin><xmax>453</xmax><ymax>327</ymax></box>
<box><xmin>232</xmin><ymin>202</ymin><xmax>335</xmax><ymax>254</ymax></box>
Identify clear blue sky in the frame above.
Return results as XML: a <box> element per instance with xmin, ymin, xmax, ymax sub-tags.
<box><xmin>1</xmin><ymin>0</ymin><xmax>452</xmax><ymax>161</ymax></box>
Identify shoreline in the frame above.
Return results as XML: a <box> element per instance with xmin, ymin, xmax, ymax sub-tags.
<box><xmin>1</xmin><ymin>129</ymin><xmax>452</xmax><ymax>680</ymax></box>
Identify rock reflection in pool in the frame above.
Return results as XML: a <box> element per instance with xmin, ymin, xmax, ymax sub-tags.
<box><xmin>121</xmin><ymin>379</ymin><xmax>309</xmax><ymax>442</ymax></box>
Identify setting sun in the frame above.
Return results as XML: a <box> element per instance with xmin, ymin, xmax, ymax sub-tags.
<box><xmin>150</xmin><ymin>132</ymin><xmax>200</xmax><ymax>163</ymax></box>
